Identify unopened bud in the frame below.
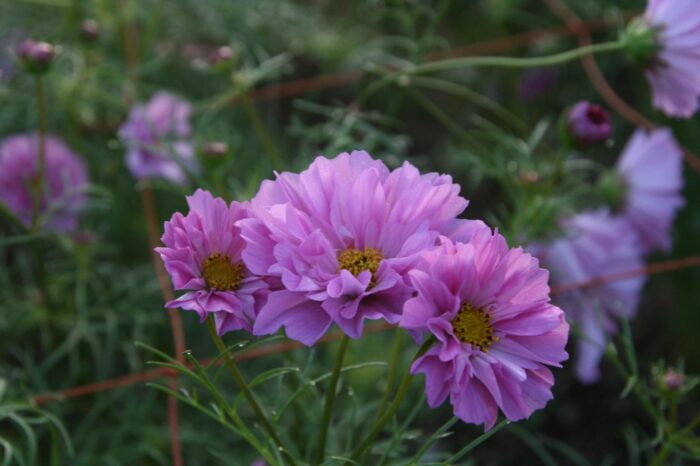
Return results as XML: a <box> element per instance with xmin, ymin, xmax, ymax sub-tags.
<box><xmin>17</xmin><ymin>39</ymin><xmax>56</xmax><ymax>74</ymax></box>
<box><xmin>566</xmin><ymin>101</ymin><xmax>612</xmax><ymax>146</ymax></box>
<box><xmin>202</xmin><ymin>141</ymin><xmax>229</xmax><ymax>157</ymax></box>
<box><xmin>81</xmin><ymin>19</ymin><xmax>100</xmax><ymax>42</ymax></box>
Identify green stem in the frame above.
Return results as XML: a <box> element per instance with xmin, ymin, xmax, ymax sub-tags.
<box><xmin>405</xmin><ymin>88</ymin><xmax>473</xmax><ymax>143</ymax></box>
<box><xmin>206</xmin><ymin>317</ymin><xmax>297</xmax><ymax>466</ymax></box>
<box><xmin>443</xmin><ymin>420</ymin><xmax>509</xmax><ymax>464</ymax></box>
<box><xmin>361</xmin><ymin>40</ymin><xmax>624</xmax><ymax>103</ymax></box>
<box><xmin>242</xmin><ymin>94</ymin><xmax>284</xmax><ymax>171</ymax></box>
<box><xmin>315</xmin><ymin>335</ymin><xmax>350</xmax><ymax>464</ymax></box>
<box><xmin>348</xmin><ymin>338</ymin><xmax>433</xmax><ymax>463</ymax></box>
<box><xmin>33</xmin><ymin>76</ymin><xmax>47</xmax><ymax>230</ymax></box>
<box><xmin>407</xmin><ymin>75</ymin><xmax>529</xmax><ymax>135</ymax></box>
<box><xmin>374</xmin><ymin>329</ymin><xmax>404</xmax><ymax>422</ymax></box>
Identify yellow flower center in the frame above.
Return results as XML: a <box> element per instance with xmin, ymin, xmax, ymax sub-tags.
<box><xmin>337</xmin><ymin>247</ymin><xmax>383</xmax><ymax>287</ymax></box>
<box><xmin>451</xmin><ymin>302</ymin><xmax>499</xmax><ymax>352</ymax></box>
<box><xmin>202</xmin><ymin>253</ymin><xmax>245</xmax><ymax>291</ymax></box>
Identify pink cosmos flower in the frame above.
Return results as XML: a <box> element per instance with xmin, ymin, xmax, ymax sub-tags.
<box><xmin>616</xmin><ymin>128</ymin><xmax>684</xmax><ymax>253</ymax></box>
<box><xmin>119</xmin><ymin>92</ymin><xmax>196</xmax><ymax>183</ymax></box>
<box><xmin>239</xmin><ymin>151</ymin><xmax>470</xmax><ymax>345</ymax></box>
<box><xmin>532</xmin><ymin>210</ymin><xmax>644</xmax><ymax>383</ymax></box>
<box><xmin>0</xmin><ymin>133</ymin><xmax>88</xmax><ymax>231</ymax></box>
<box><xmin>156</xmin><ymin>189</ymin><xmax>268</xmax><ymax>335</ymax></box>
<box><xmin>400</xmin><ymin>229</ymin><xmax>569</xmax><ymax>429</ymax></box>
<box><xmin>643</xmin><ymin>0</ymin><xmax>700</xmax><ymax>117</ymax></box>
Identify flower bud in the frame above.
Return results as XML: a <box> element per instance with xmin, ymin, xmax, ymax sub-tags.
<box><xmin>596</xmin><ymin>170</ymin><xmax>626</xmax><ymax>212</ymax></box>
<box><xmin>622</xmin><ymin>17</ymin><xmax>660</xmax><ymax>65</ymax></box>
<box><xmin>81</xmin><ymin>19</ymin><xmax>100</xmax><ymax>43</ymax></box>
<box><xmin>209</xmin><ymin>46</ymin><xmax>235</xmax><ymax>67</ymax></box>
<box><xmin>202</xmin><ymin>141</ymin><xmax>229</xmax><ymax>157</ymax></box>
<box><xmin>565</xmin><ymin>101</ymin><xmax>612</xmax><ymax>146</ymax></box>
<box><xmin>661</xmin><ymin>370</ymin><xmax>686</xmax><ymax>391</ymax></box>
<box><xmin>17</xmin><ymin>39</ymin><xmax>56</xmax><ymax>74</ymax></box>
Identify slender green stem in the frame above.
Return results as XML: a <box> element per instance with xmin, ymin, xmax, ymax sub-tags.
<box><xmin>242</xmin><ymin>94</ymin><xmax>284</xmax><ymax>171</ymax></box>
<box><xmin>206</xmin><ymin>317</ymin><xmax>297</xmax><ymax>466</ymax></box>
<box><xmin>348</xmin><ymin>338</ymin><xmax>434</xmax><ymax>463</ymax></box>
<box><xmin>315</xmin><ymin>335</ymin><xmax>350</xmax><ymax>464</ymax></box>
<box><xmin>407</xmin><ymin>75</ymin><xmax>529</xmax><ymax>135</ymax></box>
<box><xmin>361</xmin><ymin>40</ymin><xmax>624</xmax><ymax>103</ymax></box>
<box><xmin>374</xmin><ymin>329</ymin><xmax>404</xmax><ymax>423</ymax></box>
<box><xmin>405</xmin><ymin>88</ymin><xmax>473</xmax><ymax>143</ymax></box>
<box><xmin>33</xmin><ymin>76</ymin><xmax>47</xmax><ymax>229</ymax></box>
<box><xmin>443</xmin><ymin>420</ymin><xmax>509</xmax><ymax>464</ymax></box>
<box><xmin>30</xmin><ymin>76</ymin><xmax>49</xmax><ymax>307</ymax></box>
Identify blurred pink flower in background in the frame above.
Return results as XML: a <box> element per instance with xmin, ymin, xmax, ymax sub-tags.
<box><xmin>119</xmin><ymin>92</ymin><xmax>196</xmax><ymax>184</ymax></box>
<box><xmin>616</xmin><ymin>128</ymin><xmax>684</xmax><ymax>253</ymax></box>
<box><xmin>531</xmin><ymin>211</ymin><xmax>645</xmax><ymax>383</ymax></box>
<box><xmin>0</xmin><ymin>133</ymin><xmax>88</xmax><ymax>231</ymax></box>
<box><xmin>643</xmin><ymin>0</ymin><xmax>700</xmax><ymax>117</ymax></box>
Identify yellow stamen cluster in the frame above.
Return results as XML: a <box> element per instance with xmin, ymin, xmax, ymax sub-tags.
<box><xmin>451</xmin><ymin>302</ymin><xmax>499</xmax><ymax>352</ymax></box>
<box><xmin>337</xmin><ymin>247</ymin><xmax>383</xmax><ymax>287</ymax></box>
<box><xmin>202</xmin><ymin>253</ymin><xmax>245</xmax><ymax>291</ymax></box>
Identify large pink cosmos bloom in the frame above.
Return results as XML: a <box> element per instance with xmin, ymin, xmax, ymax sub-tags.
<box><xmin>119</xmin><ymin>92</ymin><xmax>196</xmax><ymax>183</ymax></box>
<box><xmin>239</xmin><ymin>151</ymin><xmax>470</xmax><ymax>346</ymax></box>
<box><xmin>532</xmin><ymin>211</ymin><xmax>644</xmax><ymax>383</ymax></box>
<box><xmin>643</xmin><ymin>0</ymin><xmax>700</xmax><ymax>117</ymax></box>
<box><xmin>0</xmin><ymin>133</ymin><xmax>88</xmax><ymax>231</ymax></box>
<box><xmin>156</xmin><ymin>189</ymin><xmax>268</xmax><ymax>336</ymax></box>
<box><xmin>400</xmin><ymin>230</ymin><xmax>569</xmax><ymax>430</ymax></box>
<box><xmin>616</xmin><ymin>128</ymin><xmax>684</xmax><ymax>253</ymax></box>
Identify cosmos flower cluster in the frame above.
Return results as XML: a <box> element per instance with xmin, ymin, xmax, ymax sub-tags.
<box><xmin>157</xmin><ymin>151</ymin><xmax>570</xmax><ymax>429</ymax></box>
<box><xmin>532</xmin><ymin>128</ymin><xmax>684</xmax><ymax>383</ymax></box>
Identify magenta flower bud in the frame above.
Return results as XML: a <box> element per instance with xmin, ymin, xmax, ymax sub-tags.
<box><xmin>566</xmin><ymin>101</ymin><xmax>612</xmax><ymax>145</ymax></box>
<box><xmin>661</xmin><ymin>370</ymin><xmax>686</xmax><ymax>391</ymax></box>
<box><xmin>81</xmin><ymin>19</ymin><xmax>100</xmax><ymax>42</ymax></box>
<box><xmin>202</xmin><ymin>141</ymin><xmax>229</xmax><ymax>157</ymax></box>
<box><xmin>209</xmin><ymin>46</ymin><xmax>235</xmax><ymax>66</ymax></box>
<box><xmin>17</xmin><ymin>39</ymin><xmax>56</xmax><ymax>73</ymax></box>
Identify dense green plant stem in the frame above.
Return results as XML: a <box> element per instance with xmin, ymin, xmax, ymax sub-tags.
<box><xmin>242</xmin><ymin>94</ymin><xmax>285</xmax><ymax>171</ymax></box>
<box><xmin>206</xmin><ymin>317</ymin><xmax>297</xmax><ymax>466</ymax></box>
<box><xmin>315</xmin><ymin>335</ymin><xmax>350</xmax><ymax>464</ymax></box>
<box><xmin>361</xmin><ymin>40</ymin><xmax>625</xmax><ymax>103</ymax></box>
<box><xmin>348</xmin><ymin>337</ymin><xmax>434</xmax><ymax>463</ymax></box>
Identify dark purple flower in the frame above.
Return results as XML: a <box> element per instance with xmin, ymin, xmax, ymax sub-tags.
<box><xmin>119</xmin><ymin>92</ymin><xmax>196</xmax><ymax>184</ymax></box>
<box><xmin>0</xmin><ymin>133</ymin><xmax>88</xmax><ymax>231</ymax></box>
<box><xmin>566</xmin><ymin>101</ymin><xmax>612</xmax><ymax>145</ymax></box>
